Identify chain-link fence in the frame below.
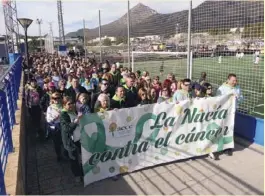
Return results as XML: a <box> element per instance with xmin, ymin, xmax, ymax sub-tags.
<box><xmin>82</xmin><ymin>0</ymin><xmax>263</xmax><ymax>117</ymax></box>
<box><xmin>191</xmin><ymin>1</ymin><xmax>264</xmax><ymax>117</ymax></box>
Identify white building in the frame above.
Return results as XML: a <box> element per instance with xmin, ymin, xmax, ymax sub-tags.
<box><xmin>230</xmin><ymin>27</ymin><xmax>244</xmax><ymax>33</ymax></box>
<box><xmin>89</xmin><ymin>36</ymin><xmax>116</xmax><ymax>43</ymax></box>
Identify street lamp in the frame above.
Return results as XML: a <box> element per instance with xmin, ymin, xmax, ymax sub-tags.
<box><xmin>18</xmin><ymin>18</ymin><xmax>33</xmax><ymax>74</ymax></box>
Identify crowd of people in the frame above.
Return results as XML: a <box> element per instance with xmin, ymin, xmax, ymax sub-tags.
<box><xmin>23</xmin><ymin>53</ymin><xmax>243</xmax><ymax>183</ymax></box>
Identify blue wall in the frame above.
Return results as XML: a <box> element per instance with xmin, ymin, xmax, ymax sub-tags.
<box><xmin>234</xmin><ymin>112</ymin><xmax>264</xmax><ymax>146</ymax></box>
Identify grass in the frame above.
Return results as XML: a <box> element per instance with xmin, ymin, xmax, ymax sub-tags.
<box><xmin>132</xmin><ymin>54</ymin><xmax>264</xmax><ymax>118</ymax></box>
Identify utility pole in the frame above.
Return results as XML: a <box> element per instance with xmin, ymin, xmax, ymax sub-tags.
<box><xmin>83</xmin><ymin>19</ymin><xmax>87</xmax><ymax>60</ymax></box>
<box><xmin>127</xmin><ymin>0</ymin><xmax>131</xmax><ymax>69</ymax></box>
<box><xmin>36</xmin><ymin>18</ymin><xmax>42</xmax><ymax>51</ymax></box>
<box><xmin>99</xmin><ymin>10</ymin><xmax>102</xmax><ymax>62</ymax></box>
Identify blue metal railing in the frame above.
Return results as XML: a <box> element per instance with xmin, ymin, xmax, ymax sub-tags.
<box><xmin>0</xmin><ymin>55</ymin><xmax>22</xmax><ymax>195</ymax></box>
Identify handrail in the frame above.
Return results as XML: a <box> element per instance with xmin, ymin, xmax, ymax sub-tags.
<box><xmin>0</xmin><ymin>55</ymin><xmax>22</xmax><ymax>195</ymax></box>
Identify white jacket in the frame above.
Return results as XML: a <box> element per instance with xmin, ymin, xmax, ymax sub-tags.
<box><xmin>217</xmin><ymin>82</ymin><xmax>243</xmax><ymax>107</ymax></box>
<box><xmin>46</xmin><ymin>104</ymin><xmax>62</xmax><ymax>125</ymax></box>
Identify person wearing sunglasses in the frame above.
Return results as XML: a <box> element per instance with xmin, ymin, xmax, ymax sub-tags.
<box><xmin>203</xmin><ymin>83</ymin><xmax>214</xmax><ymax>97</ymax></box>
<box><xmin>157</xmin><ymin>84</ymin><xmax>171</xmax><ymax>104</ymax></box>
<box><xmin>173</xmin><ymin>78</ymin><xmax>192</xmax><ymax>104</ymax></box>
<box><xmin>137</xmin><ymin>88</ymin><xmax>152</xmax><ymax>106</ymax></box>
<box><xmin>60</xmin><ymin>96</ymin><xmax>83</xmax><ymax>183</ymax></box>
<box><xmin>46</xmin><ymin>92</ymin><xmax>63</xmax><ymax>162</ymax></box>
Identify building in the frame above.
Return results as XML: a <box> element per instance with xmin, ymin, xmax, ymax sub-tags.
<box><xmin>88</xmin><ymin>36</ymin><xmax>116</xmax><ymax>43</ymax></box>
<box><xmin>53</xmin><ymin>37</ymin><xmax>81</xmax><ymax>45</ymax></box>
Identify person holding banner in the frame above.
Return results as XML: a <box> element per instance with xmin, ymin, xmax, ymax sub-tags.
<box><xmin>95</xmin><ymin>93</ymin><xmax>111</xmax><ymax>113</ymax></box>
<box><xmin>217</xmin><ymin>73</ymin><xmax>243</xmax><ymax>156</ymax></box>
<box><xmin>203</xmin><ymin>83</ymin><xmax>214</xmax><ymax>97</ymax></box>
<box><xmin>46</xmin><ymin>92</ymin><xmax>63</xmax><ymax>162</ymax></box>
<box><xmin>173</xmin><ymin>78</ymin><xmax>192</xmax><ymax>103</ymax></box>
<box><xmin>60</xmin><ymin>96</ymin><xmax>83</xmax><ymax>182</ymax></box>
<box><xmin>157</xmin><ymin>84</ymin><xmax>171</xmax><ymax>103</ymax></box>
<box><xmin>217</xmin><ymin>73</ymin><xmax>243</xmax><ymax>108</ymax></box>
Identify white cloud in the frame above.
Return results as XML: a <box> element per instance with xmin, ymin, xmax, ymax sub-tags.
<box><xmin>0</xmin><ymin>0</ymin><xmax>204</xmax><ymax>37</ymax></box>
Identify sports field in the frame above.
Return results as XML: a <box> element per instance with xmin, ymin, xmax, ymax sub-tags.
<box><xmin>132</xmin><ymin>54</ymin><xmax>264</xmax><ymax>118</ymax></box>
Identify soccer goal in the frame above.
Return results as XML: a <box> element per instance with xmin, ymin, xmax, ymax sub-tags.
<box><xmin>131</xmin><ymin>51</ymin><xmax>189</xmax><ymax>81</ymax></box>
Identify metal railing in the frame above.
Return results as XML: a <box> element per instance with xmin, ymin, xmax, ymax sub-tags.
<box><xmin>0</xmin><ymin>55</ymin><xmax>22</xmax><ymax>195</ymax></box>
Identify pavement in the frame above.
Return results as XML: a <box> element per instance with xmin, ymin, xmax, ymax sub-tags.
<box><xmin>26</xmin><ymin>128</ymin><xmax>264</xmax><ymax>195</ymax></box>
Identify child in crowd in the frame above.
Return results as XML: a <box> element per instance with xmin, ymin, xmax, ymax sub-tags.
<box><xmin>76</xmin><ymin>93</ymin><xmax>91</xmax><ymax>117</ymax></box>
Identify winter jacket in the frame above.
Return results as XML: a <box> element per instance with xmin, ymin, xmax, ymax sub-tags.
<box><xmin>217</xmin><ymin>82</ymin><xmax>243</xmax><ymax>108</ymax></box>
<box><xmin>173</xmin><ymin>90</ymin><xmax>190</xmax><ymax>103</ymax></box>
<box><xmin>46</xmin><ymin>104</ymin><xmax>62</xmax><ymax>131</ymax></box>
<box><xmin>25</xmin><ymin>85</ymin><xmax>43</xmax><ymax>108</ymax></box>
<box><xmin>91</xmin><ymin>89</ymin><xmax>115</xmax><ymax>112</ymax></box>
<box><xmin>60</xmin><ymin>110</ymin><xmax>78</xmax><ymax>153</ymax></box>
<box><xmin>40</xmin><ymin>91</ymin><xmax>53</xmax><ymax>112</ymax></box>
<box><xmin>109</xmin><ymin>71</ymin><xmax>121</xmax><ymax>87</ymax></box>
<box><xmin>110</xmin><ymin>95</ymin><xmax>128</xmax><ymax>109</ymax></box>
<box><xmin>56</xmin><ymin>88</ymin><xmax>67</xmax><ymax>98</ymax></box>
<box><xmin>65</xmin><ymin>85</ymin><xmax>88</xmax><ymax>103</ymax></box>
<box><xmin>123</xmin><ymin>84</ymin><xmax>138</xmax><ymax>107</ymax></box>
<box><xmin>157</xmin><ymin>96</ymin><xmax>172</xmax><ymax>104</ymax></box>
<box><xmin>139</xmin><ymin>99</ymin><xmax>152</xmax><ymax>106</ymax></box>
<box><xmin>81</xmin><ymin>81</ymin><xmax>94</xmax><ymax>92</ymax></box>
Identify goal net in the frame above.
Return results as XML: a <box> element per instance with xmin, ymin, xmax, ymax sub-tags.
<box><xmin>130</xmin><ymin>51</ymin><xmax>189</xmax><ymax>81</ymax></box>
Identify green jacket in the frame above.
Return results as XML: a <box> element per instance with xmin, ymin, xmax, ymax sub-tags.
<box><xmin>60</xmin><ymin>110</ymin><xmax>78</xmax><ymax>153</ymax></box>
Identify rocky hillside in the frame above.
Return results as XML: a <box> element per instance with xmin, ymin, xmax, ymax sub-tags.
<box><xmin>66</xmin><ymin>1</ymin><xmax>264</xmax><ymax>39</ymax></box>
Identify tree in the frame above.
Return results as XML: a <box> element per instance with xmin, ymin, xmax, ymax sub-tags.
<box><xmin>242</xmin><ymin>22</ymin><xmax>264</xmax><ymax>38</ymax></box>
<box><xmin>208</xmin><ymin>28</ymin><xmax>219</xmax><ymax>35</ymax></box>
<box><xmin>115</xmin><ymin>37</ymin><xmax>127</xmax><ymax>45</ymax></box>
<box><xmin>28</xmin><ymin>37</ymin><xmax>39</xmax><ymax>52</ymax></box>
<box><xmin>103</xmin><ymin>38</ymin><xmax>112</xmax><ymax>46</ymax></box>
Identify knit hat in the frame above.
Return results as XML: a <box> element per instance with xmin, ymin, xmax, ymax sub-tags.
<box><xmin>48</xmin><ymin>82</ymin><xmax>55</xmax><ymax>87</ymax></box>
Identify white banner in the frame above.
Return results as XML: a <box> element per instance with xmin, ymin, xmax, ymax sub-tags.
<box><xmin>79</xmin><ymin>94</ymin><xmax>236</xmax><ymax>186</ymax></box>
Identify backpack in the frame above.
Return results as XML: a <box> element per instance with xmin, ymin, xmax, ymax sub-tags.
<box><xmin>29</xmin><ymin>89</ymin><xmax>40</xmax><ymax>106</ymax></box>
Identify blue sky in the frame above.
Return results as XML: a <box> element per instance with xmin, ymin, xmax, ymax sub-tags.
<box><xmin>0</xmin><ymin>0</ymin><xmax>205</xmax><ymax>37</ymax></box>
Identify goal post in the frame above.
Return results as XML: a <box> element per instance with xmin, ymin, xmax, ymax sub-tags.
<box><xmin>131</xmin><ymin>51</ymin><xmax>189</xmax><ymax>80</ymax></box>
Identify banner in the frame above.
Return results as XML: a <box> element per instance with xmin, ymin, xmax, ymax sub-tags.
<box><xmin>79</xmin><ymin>94</ymin><xmax>236</xmax><ymax>186</ymax></box>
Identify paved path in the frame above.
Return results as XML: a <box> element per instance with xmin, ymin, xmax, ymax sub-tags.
<box><xmin>26</xmin><ymin>131</ymin><xmax>264</xmax><ymax>195</ymax></box>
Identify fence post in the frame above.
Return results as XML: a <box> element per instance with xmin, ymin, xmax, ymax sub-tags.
<box><xmin>0</xmin><ymin>90</ymin><xmax>14</xmax><ymax>153</ymax></box>
<box><xmin>189</xmin><ymin>51</ymin><xmax>193</xmax><ymax>79</ymax></box>
<box><xmin>187</xmin><ymin>0</ymin><xmax>192</xmax><ymax>79</ymax></box>
<box><xmin>4</xmin><ymin>80</ymin><xmax>16</xmax><ymax>127</ymax></box>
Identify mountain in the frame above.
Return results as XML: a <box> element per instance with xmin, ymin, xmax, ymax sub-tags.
<box><xmin>66</xmin><ymin>3</ymin><xmax>157</xmax><ymax>38</ymax></box>
<box><xmin>66</xmin><ymin>1</ymin><xmax>264</xmax><ymax>39</ymax></box>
